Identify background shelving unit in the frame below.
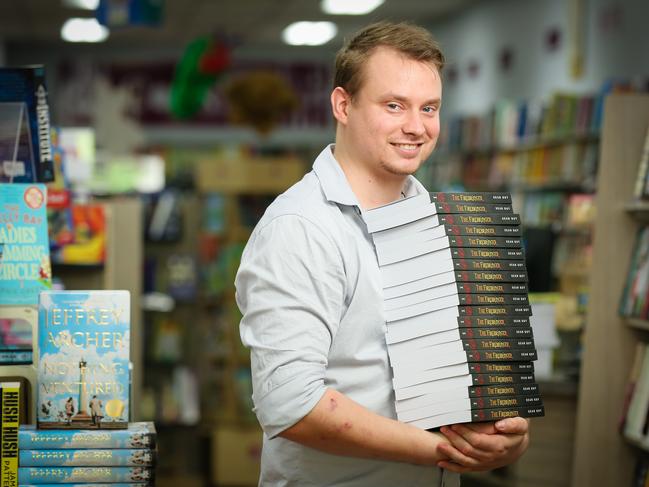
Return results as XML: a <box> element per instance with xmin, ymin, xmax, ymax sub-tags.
<box><xmin>572</xmin><ymin>93</ymin><xmax>649</xmax><ymax>487</ymax></box>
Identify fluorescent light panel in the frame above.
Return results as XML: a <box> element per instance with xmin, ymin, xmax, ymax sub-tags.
<box><xmin>282</xmin><ymin>21</ymin><xmax>337</xmax><ymax>46</ymax></box>
<box><xmin>62</xmin><ymin>0</ymin><xmax>100</xmax><ymax>10</ymax></box>
<box><xmin>321</xmin><ymin>0</ymin><xmax>384</xmax><ymax>15</ymax></box>
<box><xmin>61</xmin><ymin>18</ymin><xmax>109</xmax><ymax>42</ymax></box>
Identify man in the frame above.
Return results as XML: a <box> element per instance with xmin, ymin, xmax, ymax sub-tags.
<box><xmin>235</xmin><ymin>21</ymin><xmax>529</xmax><ymax>486</ymax></box>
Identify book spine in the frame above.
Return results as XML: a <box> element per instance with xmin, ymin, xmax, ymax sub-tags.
<box><xmin>433</xmin><ymin>202</ymin><xmax>513</xmax><ymax>214</ymax></box>
<box><xmin>459</xmin><ymin>293</ymin><xmax>529</xmax><ymax>306</ymax></box>
<box><xmin>32</xmin><ymin>67</ymin><xmax>54</xmax><ymax>182</ymax></box>
<box><xmin>438</xmin><ymin>213</ymin><xmax>521</xmax><ymax>226</ymax></box>
<box><xmin>471</xmin><ymin>373</ymin><xmax>536</xmax><ymax>386</ymax></box>
<box><xmin>469</xmin><ymin>382</ymin><xmax>540</xmax><ymax>398</ymax></box>
<box><xmin>2</xmin><ymin>383</ymin><xmax>19</xmax><ymax>487</ymax></box>
<box><xmin>449</xmin><ymin>236</ymin><xmax>523</xmax><ymax>249</ymax></box>
<box><xmin>468</xmin><ymin>361</ymin><xmax>535</xmax><ymax>374</ymax></box>
<box><xmin>455</xmin><ymin>282</ymin><xmax>529</xmax><ymax>294</ymax></box>
<box><xmin>459</xmin><ymin>326</ymin><xmax>533</xmax><ymax>339</ymax></box>
<box><xmin>454</xmin><ymin>259</ymin><xmax>526</xmax><ymax>272</ymax></box>
<box><xmin>454</xmin><ymin>270</ymin><xmax>528</xmax><ymax>283</ymax></box>
<box><xmin>18</xmin><ymin>426</ymin><xmax>156</xmax><ymax>450</ymax></box>
<box><xmin>458</xmin><ymin>305</ymin><xmax>533</xmax><ymax>316</ymax></box>
<box><xmin>462</xmin><ymin>338</ymin><xmax>536</xmax><ymax>351</ymax></box>
<box><xmin>430</xmin><ymin>192</ymin><xmax>512</xmax><ymax>204</ymax></box>
<box><xmin>18</xmin><ymin>466</ymin><xmax>154</xmax><ymax>483</ymax></box>
<box><xmin>444</xmin><ymin>224</ymin><xmax>521</xmax><ymax>237</ymax></box>
<box><xmin>471</xmin><ymin>405</ymin><xmax>545</xmax><ymax>422</ymax></box>
<box><xmin>470</xmin><ymin>395</ymin><xmax>543</xmax><ymax>410</ymax></box>
<box><xmin>18</xmin><ymin>448</ymin><xmax>156</xmax><ymax>467</ymax></box>
<box><xmin>452</xmin><ymin>247</ymin><xmax>525</xmax><ymax>260</ymax></box>
<box><xmin>0</xmin><ymin>349</ymin><xmax>33</xmax><ymax>365</ymax></box>
<box><xmin>16</xmin><ymin>484</ymin><xmax>153</xmax><ymax>487</ymax></box>
<box><xmin>458</xmin><ymin>315</ymin><xmax>531</xmax><ymax>328</ymax></box>
<box><xmin>466</xmin><ymin>349</ymin><xmax>538</xmax><ymax>362</ymax></box>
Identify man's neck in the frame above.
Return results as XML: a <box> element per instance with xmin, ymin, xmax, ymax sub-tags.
<box><xmin>332</xmin><ymin>145</ymin><xmax>407</xmax><ymax>210</ymax></box>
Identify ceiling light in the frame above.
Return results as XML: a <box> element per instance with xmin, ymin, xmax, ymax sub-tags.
<box><xmin>62</xmin><ymin>0</ymin><xmax>100</xmax><ymax>10</ymax></box>
<box><xmin>321</xmin><ymin>0</ymin><xmax>384</xmax><ymax>15</ymax></box>
<box><xmin>282</xmin><ymin>21</ymin><xmax>338</xmax><ymax>46</ymax></box>
<box><xmin>61</xmin><ymin>18</ymin><xmax>109</xmax><ymax>43</ymax></box>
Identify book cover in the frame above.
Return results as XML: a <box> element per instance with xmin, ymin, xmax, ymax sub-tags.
<box><xmin>454</xmin><ymin>270</ymin><xmax>528</xmax><ymax>283</ymax></box>
<box><xmin>411</xmin><ymin>405</ymin><xmax>545</xmax><ymax>430</ymax></box>
<box><xmin>18</xmin><ymin>422</ymin><xmax>156</xmax><ymax>449</ymax></box>
<box><xmin>0</xmin><ymin>66</ymin><xmax>54</xmax><ymax>183</ymax></box>
<box><xmin>429</xmin><ymin>192</ymin><xmax>512</xmax><ymax>204</ymax></box>
<box><xmin>37</xmin><ymin>291</ymin><xmax>130</xmax><ymax>429</ymax></box>
<box><xmin>459</xmin><ymin>326</ymin><xmax>533</xmax><ymax>339</ymax></box>
<box><xmin>18</xmin><ymin>466</ymin><xmax>153</xmax><ymax>484</ymax></box>
<box><xmin>0</xmin><ymin>183</ymin><xmax>52</xmax><ymax>305</ymax></box>
<box><xmin>0</xmin><ymin>306</ymin><xmax>36</xmax><ymax>365</ymax></box>
<box><xmin>453</xmin><ymin>259</ymin><xmax>526</xmax><ymax>272</ymax></box>
<box><xmin>399</xmin><ymin>395</ymin><xmax>543</xmax><ymax>423</ymax></box>
<box><xmin>19</xmin><ymin>448</ymin><xmax>156</xmax><ymax>467</ymax></box>
<box><xmin>2</xmin><ymin>381</ymin><xmax>20</xmax><ymax>487</ymax></box>
<box><xmin>458</xmin><ymin>315</ymin><xmax>531</xmax><ymax>328</ymax></box>
<box><xmin>620</xmin><ymin>226</ymin><xmax>649</xmax><ymax>319</ymax></box>
<box><xmin>396</xmin><ymin>383</ymin><xmax>541</xmax><ymax>414</ymax></box>
<box><xmin>444</xmin><ymin>224</ymin><xmax>521</xmax><ymax>237</ymax></box>
<box><xmin>448</xmin><ymin>235</ymin><xmax>522</xmax><ymax>249</ymax></box>
<box><xmin>633</xmin><ymin>123</ymin><xmax>649</xmax><ymax>199</ymax></box>
<box><xmin>438</xmin><ymin>213</ymin><xmax>520</xmax><ymax>226</ymax></box>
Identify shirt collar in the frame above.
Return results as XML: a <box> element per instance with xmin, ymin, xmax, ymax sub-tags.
<box><xmin>313</xmin><ymin>144</ymin><xmax>427</xmax><ymax>207</ymax></box>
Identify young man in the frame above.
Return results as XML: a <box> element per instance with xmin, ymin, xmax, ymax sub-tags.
<box><xmin>235</xmin><ymin>21</ymin><xmax>529</xmax><ymax>486</ymax></box>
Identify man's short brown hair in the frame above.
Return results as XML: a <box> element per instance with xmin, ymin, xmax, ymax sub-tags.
<box><xmin>334</xmin><ymin>22</ymin><xmax>445</xmax><ymax>98</ymax></box>
<box><xmin>334</xmin><ymin>21</ymin><xmax>445</xmax><ymax>99</ymax></box>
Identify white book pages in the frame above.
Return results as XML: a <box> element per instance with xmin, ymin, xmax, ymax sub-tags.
<box><xmin>385</xmin><ymin>293</ymin><xmax>460</xmax><ymax>322</ymax></box>
<box><xmin>384</xmin><ymin>282</ymin><xmax>458</xmax><ymax>311</ymax></box>
<box><xmin>395</xmin><ymin>374</ymin><xmax>474</xmax><ymax>401</ymax></box>
<box><xmin>398</xmin><ymin>397</ymin><xmax>474</xmax><ymax>423</ymax></box>
<box><xmin>383</xmin><ymin>271</ymin><xmax>457</xmax><ymax>298</ymax></box>
<box><xmin>388</xmin><ymin>328</ymin><xmax>461</xmax><ymax>362</ymax></box>
<box><xmin>377</xmin><ymin>236</ymin><xmax>451</xmax><ymax>266</ymax></box>
<box><xmin>381</xmin><ymin>251</ymin><xmax>455</xmax><ymax>288</ymax></box>
<box><xmin>392</xmin><ymin>361</ymin><xmax>469</xmax><ymax>389</ymax></box>
<box><xmin>375</xmin><ymin>224</ymin><xmax>447</xmax><ymax>254</ymax></box>
<box><xmin>624</xmin><ymin>344</ymin><xmax>649</xmax><ymax>441</ymax></box>
<box><xmin>363</xmin><ymin>192</ymin><xmax>431</xmax><ymax>225</ymax></box>
<box><xmin>395</xmin><ymin>386</ymin><xmax>471</xmax><ymax>414</ymax></box>
<box><xmin>366</xmin><ymin>203</ymin><xmax>438</xmax><ymax>233</ymax></box>
<box><xmin>386</xmin><ymin>306</ymin><xmax>461</xmax><ymax>344</ymax></box>
<box><xmin>372</xmin><ymin>214</ymin><xmax>441</xmax><ymax>244</ymax></box>
<box><xmin>408</xmin><ymin>409</ymin><xmax>473</xmax><ymax>430</ymax></box>
<box><xmin>394</xmin><ymin>340</ymin><xmax>466</xmax><ymax>371</ymax></box>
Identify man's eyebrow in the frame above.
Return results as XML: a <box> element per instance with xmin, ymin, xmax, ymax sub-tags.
<box><xmin>382</xmin><ymin>93</ymin><xmax>441</xmax><ymax>106</ymax></box>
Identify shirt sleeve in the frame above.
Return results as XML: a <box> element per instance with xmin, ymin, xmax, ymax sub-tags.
<box><xmin>235</xmin><ymin>214</ymin><xmax>346</xmax><ymax>438</ymax></box>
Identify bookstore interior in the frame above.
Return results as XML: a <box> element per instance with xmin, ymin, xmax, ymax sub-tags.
<box><xmin>1</xmin><ymin>0</ymin><xmax>649</xmax><ymax>486</ymax></box>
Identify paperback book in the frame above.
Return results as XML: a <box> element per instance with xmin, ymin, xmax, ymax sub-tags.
<box><xmin>19</xmin><ymin>448</ymin><xmax>156</xmax><ymax>467</ymax></box>
<box><xmin>37</xmin><ymin>290</ymin><xmax>130</xmax><ymax>429</ymax></box>
<box><xmin>19</xmin><ymin>422</ymin><xmax>156</xmax><ymax>450</ymax></box>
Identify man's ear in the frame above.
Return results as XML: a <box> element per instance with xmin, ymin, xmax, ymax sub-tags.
<box><xmin>331</xmin><ymin>86</ymin><xmax>351</xmax><ymax>125</ymax></box>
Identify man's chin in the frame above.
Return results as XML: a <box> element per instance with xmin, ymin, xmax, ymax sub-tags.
<box><xmin>381</xmin><ymin>160</ymin><xmax>424</xmax><ymax>177</ymax></box>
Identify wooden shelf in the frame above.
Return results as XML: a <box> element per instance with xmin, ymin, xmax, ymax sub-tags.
<box><xmin>625</xmin><ymin>201</ymin><xmax>649</xmax><ymax>221</ymax></box>
<box><xmin>627</xmin><ymin>318</ymin><xmax>649</xmax><ymax>331</ymax></box>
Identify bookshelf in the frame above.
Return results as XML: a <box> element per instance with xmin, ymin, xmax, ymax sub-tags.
<box><xmin>572</xmin><ymin>94</ymin><xmax>649</xmax><ymax>487</ymax></box>
<box><xmin>0</xmin><ymin>197</ymin><xmax>143</xmax><ymax>423</ymax></box>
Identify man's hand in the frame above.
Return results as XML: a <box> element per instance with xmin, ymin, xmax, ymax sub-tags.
<box><xmin>435</xmin><ymin>418</ymin><xmax>530</xmax><ymax>473</ymax></box>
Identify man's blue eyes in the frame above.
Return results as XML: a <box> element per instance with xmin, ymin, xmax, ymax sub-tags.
<box><xmin>387</xmin><ymin>104</ymin><xmax>437</xmax><ymax>113</ymax></box>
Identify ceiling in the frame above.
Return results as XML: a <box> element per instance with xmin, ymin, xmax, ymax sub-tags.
<box><xmin>0</xmin><ymin>0</ymin><xmax>482</xmax><ymax>50</ymax></box>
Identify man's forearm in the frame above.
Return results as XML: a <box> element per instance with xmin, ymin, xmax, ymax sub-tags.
<box><xmin>279</xmin><ymin>387</ymin><xmax>451</xmax><ymax>465</ymax></box>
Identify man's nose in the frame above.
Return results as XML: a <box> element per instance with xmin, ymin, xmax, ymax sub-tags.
<box><xmin>402</xmin><ymin>110</ymin><xmax>426</xmax><ymax>136</ymax></box>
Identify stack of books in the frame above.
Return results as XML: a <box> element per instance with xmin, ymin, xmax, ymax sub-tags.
<box><xmin>364</xmin><ymin>192</ymin><xmax>544</xmax><ymax>430</ymax></box>
<box><xmin>17</xmin><ymin>422</ymin><xmax>157</xmax><ymax>485</ymax></box>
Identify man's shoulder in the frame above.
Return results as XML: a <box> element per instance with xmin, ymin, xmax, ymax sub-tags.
<box><xmin>258</xmin><ymin>170</ymin><xmax>336</xmax><ymax>231</ymax></box>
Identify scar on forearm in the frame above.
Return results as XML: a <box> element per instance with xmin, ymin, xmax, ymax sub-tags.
<box><xmin>329</xmin><ymin>398</ymin><xmax>338</xmax><ymax>411</ymax></box>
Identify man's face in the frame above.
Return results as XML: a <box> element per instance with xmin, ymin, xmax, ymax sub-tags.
<box><xmin>342</xmin><ymin>46</ymin><xmax>442</xmax><ymax>178</ymax></box>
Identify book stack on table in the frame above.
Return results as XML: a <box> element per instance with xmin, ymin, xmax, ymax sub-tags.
<box><xmin>17</xmin><ymin>422</ymin><xmax>157</xmax><ymax>486</ymax></box>
<box><xmin>364</xmin><ymin>192</ymin><xmax>545</xmax><ymax>430</ymax></box>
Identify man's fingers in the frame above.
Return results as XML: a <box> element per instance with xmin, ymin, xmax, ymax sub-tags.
<box><xmin>494</xmin><ymin>417</ymin><xmax>529</xmax><ymax>435</ymax></box>
<box><xmin>439</xmin><ymin>426</ymin><xmax>493</xmax><ymax>461</ymax></box>
<box><xmin>436</xmin><ymin>441</ymin><xmax>483</xmax><ymax>468</ymax></box>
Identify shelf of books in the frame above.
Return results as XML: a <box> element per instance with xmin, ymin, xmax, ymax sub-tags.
<box><xmin>571</xmin><ymin>93</ymin><xmax>649</xmax><ymax>487</ymax></box>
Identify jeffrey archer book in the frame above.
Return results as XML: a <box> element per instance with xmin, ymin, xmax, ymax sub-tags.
<box><xmin>37</xmin><ymin>291</ymin><xmax>130</xmax><ymax>429</ymax></box>
<box><xmin>19</xmin><ymin>423</ymin><xmax>156</xmax><ymax>449</ymax></box>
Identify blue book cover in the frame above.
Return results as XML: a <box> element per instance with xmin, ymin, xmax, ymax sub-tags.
<box><xmin>18</xmin><ymin>467</ymin><xmax>153</xmax><ymax>484</ymax></box>
<box><xmin>19</xmin><ymin>423</ymin><xmax>156</xmax><ymax>450</ymax></box>
<box><xmin>0</xmin><ymin>183</ymin><xmax>52</xmax><ymax>305</ymax></box>
<box><xmin>19</xmin><ymin>449</ymin><xmax>155</xmax><ymax>467</ymax></box>
<box><xmin>0</xmin><ymin>66</ymin><xmax>54</xmax><ymax>183</ymax></box>
<box><xmin>37</xmin><ymin>290</ymin><xmax>130</xmax><ymax>429</ymax></box>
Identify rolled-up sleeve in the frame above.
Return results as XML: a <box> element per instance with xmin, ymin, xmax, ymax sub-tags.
<box><xmin>235</xmin><ymin>214</ymin><xmax>346</xmax><ymax>438</ymax></box>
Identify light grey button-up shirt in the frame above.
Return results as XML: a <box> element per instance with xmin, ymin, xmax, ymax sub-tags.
<box><xmin>236</xmin><ymin>145</ymin><xmax>455</xmax><ymax>487</ymax></box>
